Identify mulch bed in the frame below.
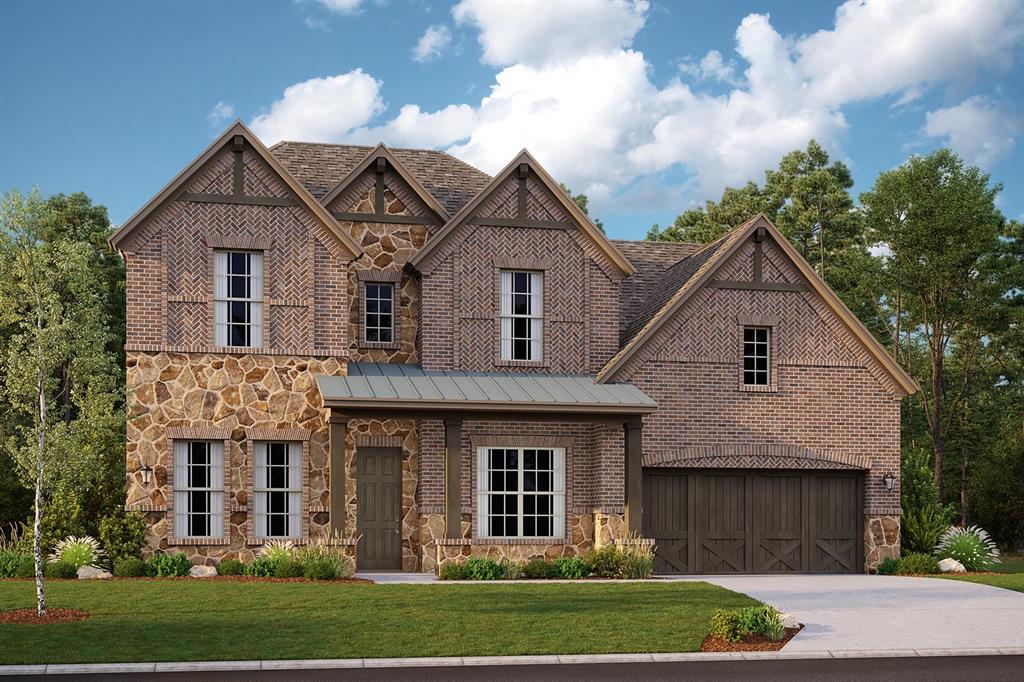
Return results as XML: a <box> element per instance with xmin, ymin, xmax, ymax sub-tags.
<box><xmin>700</xmin><ymin>626</ymin><xmax>802</xmax><ymax>652</ymax></box>
<box><xmin>0</xmin><ymin>608</ymin><xmax>90</xmax><ymax>625</ymax></box>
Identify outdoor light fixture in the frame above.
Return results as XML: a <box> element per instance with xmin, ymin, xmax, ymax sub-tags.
<box><xmin>883</xmin><ymin>472</ymin><xmax>896</xmax><ymax>491</ymax></box>
<box><xmin>140</xmin><ymin>461</ymin><xmax>153</xmax><ymax>487</ymax></box>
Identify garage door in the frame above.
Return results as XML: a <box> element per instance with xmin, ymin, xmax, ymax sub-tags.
<box><xmin>643</xmin><ymin>470</ymin><xmax>863</xmax><ymax>574</ymax></box>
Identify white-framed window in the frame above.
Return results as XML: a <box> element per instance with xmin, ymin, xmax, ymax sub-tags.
<box><xmin>743</xmin><ymin>326</ymin><xmax>770</xmax><ymax>386</ymax></box>
<box><xmin>252</xmin><ymin>441</ymin><xmax>302</xmax><ymax>539</ymax></box>
<box><xmin>499</xmin><ymin>270</ymin><xmax>543</xmax><ymax>361</ymax></box>
<box><xmin>214</xmin><ymin>250</ymin><xmax>263</xmax><ymax>347</ymax></box>
<box><xmin>173</xmin><ymin>440</ymin><xmax>224</xmax><ymax>539</ymax></box>
<box><xmin>364</xmin><ymin>282</ymin><xmax>394</xmax><ymax>344</ymax></box>
<box><xmin>476</xmin><ymin>446</ymin><xmax>564</xmax><ymax>539</ymax></box>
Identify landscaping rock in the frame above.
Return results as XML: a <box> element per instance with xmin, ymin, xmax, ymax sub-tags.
<box><xmin>76</xmin><ymin>566</ymin><xmax>112</xmax><ymax>580</ymax></box>
<box><xmin>938</xmin><ymin>558</ymin><xmax>966</xmax><ymax>573</ymax></box>
<box><xmin>188</xmin><ymin>565</ymin><xmax>218</xmax><ymax>578</ymax></box>
<box><xmin>779</xmin><ymin>612</ymin><xmax>800</xmax><ymax>629</ymax></box>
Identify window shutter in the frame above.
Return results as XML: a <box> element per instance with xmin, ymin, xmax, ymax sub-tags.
<box><xmin>288</xmin><ymin>442</ymin><xmax>302</xmax><ymax>538</ymax></box>
<box><xmin>173</xmin><ymin>440</ymin><xmax>188</xmax><ymax>538</ymax></box>
<box><xmin>476</xmin><ymin>447</ymin><xmax>488</xmax><ymax>538</ymax></box>
<box><xmin>209</xmin><ymin>441</ymin><xmax>224</xmax><ymax>539</ymax></box>
<box><xmin>553</xmin><ymin>448</ymin><xmax>565</xmax><ymax>538</ymax></box>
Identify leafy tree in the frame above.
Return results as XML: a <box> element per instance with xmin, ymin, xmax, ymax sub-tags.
<box><xmin>560</xmin><ymin>183</ymin><xmax>604</xmax><ymax>233</ymax></box>
<box><xmin>647</xmin><ymin>182</ymin><xmax>776</xmax><ymax>244</ymax></box>
<box><xmin>861</xmin><ymin>150</ymin><xmax>1006</xmax><ymax>499</ymax></box>
<box><xmin>0</xmin><ymin>190</ymin><xmax>122</xmax><ymax>616</ymax></box>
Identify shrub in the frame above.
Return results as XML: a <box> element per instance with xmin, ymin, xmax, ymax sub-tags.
<box><xmin>438</xmin><ymin>561</ymin><xmax>467</xmax><ymax>580</ymax></box>
<box><xmin>44</xmin><ymin>561</ymin><xmax>78</xmax><ymax>579</ymax></box>
<box><xmin>464</xmin><ymin>556</ymin><xmax>503</xmax><ymax>580</ymax></box>
<box><xmin>259</xmin><ymin>540</ymin><xmax>296</xmax><ymax>563</ymax></box>
<box><xmin>709</xmin><ymin>609</ymin><xmax>743</xmax><ymax>643</ymax></box>
<box><xmin>303</xmin><ymin>558</ymin><xmax>338</xmax><ymax>581</ymax></box>
<box><xmin>293</xmin><ymin>538</ymin><xmax>355</xmax><ymax>579</ymax></box>
<box><xmin>935</xmin><ymin>525</ymin><xmax>1001</xmax><ymax>571</ymax></box>
<box><xmin>710</xmin><ymin>606</ymin><xmax>785</xmax><ymax>643</ymax></box>
<box><xmin>500</xmin><ymin>558</ymin><xmax>525</xmax><ymax>580</ymax></box>
<box><xmin>145</xmin><ymin>552</ymin><xmax>192</xmax><ymax>577</ymax></box>
<box><xmin>49</xmin><ymin>535</ymin><xmax>105</xmax><ymax>570</ymax></box>
<box><xmin>243</xmin><ymin>557</ymin><xmax>280</xmax><ymax>578</ymax></box>
<box><xmin>902</xmin><ymin>505</ymin><xmax>954</xmax><ymax>554</ymax></box>
<box><xmin>98</xmin><ymin>510</ymin><xmax>148</xmax><ymax>563</ymax></box>
<box><xmin>523</xmin><ymin>558</ymin><xmax>560</xmax><ymax>579</ymax></box>
<box><xmin>583</xmin><ymin>545</ymin><xmax>623</xmax><ymax>578</ymax></box>
<box><xmin>14</xmin><ymin>555</ymin><xmax>35</xmax><ymax>578</ymax></box>
<box><xmin>895</xmin><ymin>552</ymin><xmax>939</xmax><ymax>575</ymax></box>
<box><xmin>113</xmin><ymin>556</ymin><xmax>147</xmax><ymax>578</ymax></box>
<box><xmin>0</xmin><ymin>550</ymin><xmax>28</xmax><ymax>578</ymax></box>
<box><xmin>553</xmin><ymin>556</ymin><xmax>590</xmax><ymax>579</ymax></box>
<box><xmin>274</xmin><ymin>558</ymin><xmax>305</xmax><ymax>579</ymax></box>
<box><xmin>218</xmin><ymin>558</ymin><xmax>244</xmax><ymax>576</ymax></box>
<box><xmin>619</xmin><ymin>541</ymin><xmax>655</xmax><ymax>579</ymax></box>
<box><xmin>876</xmin><ymin>556</ymin><xmax>900</xmax><ymax>575</ymax></box>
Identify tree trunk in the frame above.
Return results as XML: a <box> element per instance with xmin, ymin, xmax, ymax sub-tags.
<box><xmin>34</xmin><ymin>367</ymin><xmax>47</xmax><ymax>619</ymax></box>
<box><xmin>931</xmin><ymin>353</ymin><xmax>944</xmax><ymax>499</ymax></box>
<box><xmin>960</xmin><ymin>445</ymin><xmax>968</xmax><ymax>527</ymax></box>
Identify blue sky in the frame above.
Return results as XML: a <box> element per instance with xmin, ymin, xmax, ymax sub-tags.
<box><xmin>2</xmin><ymin>0</ymin><xmax>1021</xmax><ymax>239</ymax></box>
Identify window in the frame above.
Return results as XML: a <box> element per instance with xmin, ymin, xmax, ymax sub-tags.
<box><xmin>253</xmin><ymin>442</ymin><xmax>302</xmax><ymax>539</ymax></box>
<box><xmin>364</xmin><ymin>282</ymin><xmax>394</xmax><ymax>344</ymax></box>
<box><xmin>173</xmin><ymin>441</ymin><xmax>224</xmax><ymax>539</ymax></box>
<box><xmin>214</xmin><ymin>251</ymin><xmax>263</xmax><ymax>347</ymax></box>
<box><xmin>476</xmin><ymin>447</ymin><xmax>564</xmax><ymax>539</ymax></box>
<box><xmin>499</xmin><ymin>270</ymin><xmax>543</xmax><ymax>361</ymax></box>
<box><xmin>743</xmin><ymin>326</ymin><xmax>770</xmax><ymax>385</ymax></box>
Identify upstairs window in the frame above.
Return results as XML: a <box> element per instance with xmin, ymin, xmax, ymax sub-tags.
<box><xmin>500</xmin><ymin>270</ymin><xmax>543</xmax><ymax>361</ymax></box>
<box><xmin>214</xmin><ymin>251</ymin><xmax>263</xmax><ymax>347</ymax></box>
<box><xmin>364</xmin><ymin>282</ymin><xmax>394</xmax><ymax>344</ymax></box>
<box><xmin>252</xmin><ymin>442</ymin><xmax>302</xmax><ymax>539</ymax></box>
<box><xmin>743</xmin><ymin>327</ymin><xmax>770</xmax><ymax>386</ymax></box>
<box><xmin>173</xmin><ymin>441</ymin><xmax>224</xmax><ymax>539</ymax></box>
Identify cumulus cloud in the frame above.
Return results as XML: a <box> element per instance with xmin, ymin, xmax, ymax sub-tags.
<box><xmin>250</xmin><ymin>71</ymin><xmax>385</xmax><ymax>145</ymax></box>
<box><xmin>452</xmin><ymin>0</ymin><xmax>648</xmax><ymax>67</ymax></box>
<box><xmin>924</xmin><ymin>96</ymin><xmax>1024</xmax><ymax>167</ymax></box>
<box><xmin>412</xmin><ymin>24</ymin><xmax>452</xmax><ymax>63</ymax></box>
<box><xmin>207</xmin><ymin>101</ymin><xmax>235</xmax><ymax>126</ymax></box>
<box><xmin>312</xmin><ymin>0</ymin><xmax>361</xmax><ymax>14</ymax></box>
<box><xmin>252</xmin><ymin>0</ymin><xmax>1022</xmax><ymax>214</ymax></box>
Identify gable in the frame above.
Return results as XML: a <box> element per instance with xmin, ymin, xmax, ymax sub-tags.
<box><xmin>409</xmin><ymin>150</ymin><xmax>635</xmax><ymax>278</ymax></box>
<box><xmin>325</xmin><ymin>165</ymin><xmax>444</xmax><ymax>229</ymax></box>
<box><xmin>110</xmin><ymin>122</ymin><xmax>361</xmax><ymax>260</ymax></box>
<box><xmin>599</xmin><ymin>215</ymin><xmax>917</xmax><ymax>396</ymax></box>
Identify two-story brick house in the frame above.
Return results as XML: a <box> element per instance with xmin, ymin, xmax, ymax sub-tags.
<box><xmin>110</xmin><ymin>121</ymin><xmax>915</xmax><ymax>574</ymax></box>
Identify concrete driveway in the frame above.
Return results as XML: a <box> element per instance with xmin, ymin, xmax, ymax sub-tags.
<box><xmin>672</xmin><ymin>574</ymin><xmax>1024</xmax><ymax>652</ymax></box>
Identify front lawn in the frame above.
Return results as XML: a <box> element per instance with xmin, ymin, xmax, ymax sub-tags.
<box><xmin>0</xmin><ymin>579</ymin><xmax>759</xmax><ymax>664</ymax></box>
<box><xmin>936</xmin><ymin>555</ymin><xmax>1024</xmax><ymax>593</ymax></box>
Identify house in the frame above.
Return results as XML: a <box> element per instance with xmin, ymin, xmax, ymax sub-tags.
<box><xmin>110</xmin><ymin>121</ymin><xmax>915</xmax><ymax>574</ymax></box>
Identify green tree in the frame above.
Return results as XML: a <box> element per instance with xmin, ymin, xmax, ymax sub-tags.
<box><xmin>861</xmin><ymin>150</ymin><xmax>1006</xmax><ymax>500</ymax></box>
<box><xmin>0</xmin><ymin>190</ymin><xmax>122</xmax><ymax>616</ymax></box>
<box><xmin>560</xmin><ymin>183</ymin><xmax>604</xmax><ymax>233</ymax></box>
<box><xmin>647</xmin><ymin>182</ymin><xmax>776</xmax><ymax>244</ymax></box>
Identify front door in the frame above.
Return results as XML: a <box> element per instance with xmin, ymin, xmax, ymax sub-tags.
<box><xmin>356</xmin><ymin>447</ymin><xmax>403</xmax><ymax>570</ymax></box>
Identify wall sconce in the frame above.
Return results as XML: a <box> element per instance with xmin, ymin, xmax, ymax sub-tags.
<box><xmin>140</xmin><ymin>461</ymin><xmax>153</xmax><ymax>487</ymax></box>
<box><xmin>883</xmin><ymin>472</ymin><xmax>896</xmax><ymax>492</ymax></box>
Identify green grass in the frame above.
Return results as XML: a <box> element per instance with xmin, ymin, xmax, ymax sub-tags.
<box><xmin>936</xmin><ymin>554</ymin><xmax>1024</xmax><ymax>593</ymax></box>
<box><xmin>0</xmin><ymin>579</ymin><xmax>759</xmax><ymax>664</ymax></box>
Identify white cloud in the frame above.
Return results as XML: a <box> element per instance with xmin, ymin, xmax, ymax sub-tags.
<box><xmin>207</xmin><ymin>101</ymin><xmax>235</xmax><ymax>126</ymax></box>
<box><xmin>452</xmin><ymin>0</ymin><xmax>648</xmax><ymax>67</ymax></box>
<box><xmin>313</xmin><ymin>0</ymin><xmax>361</xmax><ymax>14</ymax></box>
<box><xmin>412</xmin><ymin>24</ymin><xmax>452</xmax><ymax>63</ymax></box>
<box><xmin>924</xmin><ymin>96</ymin><xmax>1024</xmax><ymax>167</ymax></box>
<box><xmin>352</xmin><ymin>104</ymin><xmax>477</xmax><ymax>148</ymax></box>
<box><xmin>250</xmin><ymin>71</ymin><xmax>385</xmax><ymax>145</ymax></box>
<box><xmin>679</xmin><ymin>50</ymin><xmax>739</xmax><ymax>85</ymax></box>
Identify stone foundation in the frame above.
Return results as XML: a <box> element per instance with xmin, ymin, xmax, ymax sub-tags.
<box><xmin>864</xmin><ymin>513</ymin><xmax>901</xmax><ymax>572</ymax></box>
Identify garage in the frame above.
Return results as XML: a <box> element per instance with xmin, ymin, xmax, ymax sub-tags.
<box><xmin>643</xmin><ymin>469</ymin><xmax>863</xmax><ymax>574</ymax></box>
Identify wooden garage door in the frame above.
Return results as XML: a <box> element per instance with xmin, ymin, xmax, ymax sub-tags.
<box><xmin>643</xmin><ymin>470</ymin><xmax>863</xmax><ymax>574</ymax></box>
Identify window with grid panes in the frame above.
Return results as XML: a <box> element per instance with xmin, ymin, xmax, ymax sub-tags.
<box><xmin>743</xmin><ymin>326</ymin><xmax>770</xmax><ymax>385</ymax></box>
<box><xmin>476</xmin><ymin>447</ymin><xmax>564</xmax><ymax>538</ymax></box>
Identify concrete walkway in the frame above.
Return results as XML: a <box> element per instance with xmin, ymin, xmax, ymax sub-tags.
<box><xmin>670</xmin><ymin>574</ymin><xmax>1024</xmax><ymax>652</ymax></box>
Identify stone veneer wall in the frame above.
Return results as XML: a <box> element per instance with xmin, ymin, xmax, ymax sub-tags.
<box><xmin>125</xmin><ymin>351</ymin><xmax>345</xmax><ymax>564</ymax></box>
<box><xmin>864</xmin><ymin>513</ymin><xmax>901</xmax><ymax>571</ymax></box>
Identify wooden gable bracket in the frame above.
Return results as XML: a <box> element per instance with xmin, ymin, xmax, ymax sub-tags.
<box><xmin>177</xmin><ymin>134</ymin><xmax>299</xmax><ymax>208</ymax></box>
<box><xmin>708</xmin><ymin>225</ymin><xmax>807</xmax><ymax>292</ymax></box>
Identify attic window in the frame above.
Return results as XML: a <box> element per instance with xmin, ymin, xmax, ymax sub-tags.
<box><xmin>743</xmin><ymin>327</ymin><xmax>770</xmax><ymax>386</ymax></box>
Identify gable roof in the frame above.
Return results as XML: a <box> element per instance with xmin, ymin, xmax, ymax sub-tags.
<box><xmin>319</xmin><ymin>143</ymin><xmax>450</xmax><ymax>222</ymax></box>
<box><xmin>108</xmin><ymin>121</ymin><xmax>363</xmax><ymax>259</ymax></box>
<box><xmin>598</xmin><ymin>214</ymin><xmax>919</xmax><ymax>396</ymax></box>
<box><xmin>408</xmin><ymin>149</ymin><xmax>636</xmax><ymax>277</ymax></box>
<box><xmin>270</xmin><ymin>141</ymin><xmax>491</xmax><ymax>217</ymax></box>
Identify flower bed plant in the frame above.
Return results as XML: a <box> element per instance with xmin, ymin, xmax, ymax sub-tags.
<box><xmin>935</xmin><ymin>525</ymin><xmax>1001</xmax><ymax>571</ymax></box>
<box><xmin>439</xmin><ymin>542</ymin><xmax>655</xmax><ymax>581</ymax></box>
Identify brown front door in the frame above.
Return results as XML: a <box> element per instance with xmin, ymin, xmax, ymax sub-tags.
<box><xmin>357</xmin><ymin>447</ymin><xmax>403</xmax><ymax>570</ymax></box>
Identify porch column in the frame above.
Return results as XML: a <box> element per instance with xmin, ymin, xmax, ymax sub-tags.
<box><xmin>624</xmin><ymin>418</ymin><xmax>644</xmax><ymax>533</ymax></box>
<box><xmin>329</xmin><ymin>413</ymin><xmax>347</xmax><ymax>535</ymax></box>
<box><xmin>444</xmin><ymin>417</ymin><xmax>463</xmax><ymax>538</ymax></box>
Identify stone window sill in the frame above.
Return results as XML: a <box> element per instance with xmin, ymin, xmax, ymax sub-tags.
<box><xmin>495</xmin><ymin>359</ymin><xmax>548</xmax><ymax>369</ymax></box>
<box><xmin>738</xmin><ymin>383</ymin><xmax>778</xmax><ymax>393</ymax></box>
<box><xmin>358</xmin><ymin>341</ymin><xmax>400</xmax><ymax>351</ymax></box>
<box><xmin>168</xmin><ymin>537</ymin><xmax>230</xmax><ymax>546</ymax></box>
